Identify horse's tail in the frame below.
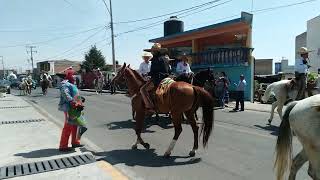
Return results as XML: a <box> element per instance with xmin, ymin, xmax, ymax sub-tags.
<box><xmin>274</xmin><ymin>101</ymin><xmax>297</xmax><ymax>180</ymax></box>
<box><xmin>262</xmin><ymin>83</ymin><xmax>273</xmax><ymax>103</ymax></box>
<box><xmin>193</xmin><ymin>86</ymin><xmax>214</xmax><ymax>148</ymax></box>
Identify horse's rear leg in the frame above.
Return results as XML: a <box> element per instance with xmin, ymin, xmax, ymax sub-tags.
<box><xmin>164</xmin><ymin>113</ymin><xmax>183</xmax><ymax>158</ymax></box>
<box><xmin>185</xmin><ymin>110</ymin><xmax>199</xmax><ymax>157</ymax></box>
<box><xmin>304</xmin><ymin>143</ymin><xmax>320</xmax><ymax>180</ymax></box>
<box><xmin>268</xmin><ymin>101</ymin><xmax>278</xmax><ymax>125</ymax></box>
<box><xmin>132</xmin><ymin>111</ymin><xmax>149</xmax><ymax>150</ymax></box>
<box><xmin>288</xmin><ymin>149</ymin><xmax>308</xmax><ymax>180</ymax></box>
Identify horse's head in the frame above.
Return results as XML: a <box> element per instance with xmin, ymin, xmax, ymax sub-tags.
<box><xmin>111</xmin><ymin>63</ymin><xmax>145</xmax><ymax>96</ymax></box>
<box><xmin>111</xmin><ymin>63</ymin><xmax>127</xmax><ymax>85</ymax></box>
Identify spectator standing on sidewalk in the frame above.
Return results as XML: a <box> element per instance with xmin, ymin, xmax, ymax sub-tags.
<box><xmin>233</xmin><ymin>74</ymin><xmax>246</xmax><ymax>111</ymax></box>
<box><xmin>215</xmin><ymin>72</ymin><xmax>230</xmax><ymax>108</ymax></box>
<box><xmin>58</xmin><ymin>70</ymin><xmax>83</xmax><ymax>152</ymax></box>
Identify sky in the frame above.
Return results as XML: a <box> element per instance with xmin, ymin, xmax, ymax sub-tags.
<box><xmin>0</xmin><ymin>0</ymin><xmax>319</xmax><ymax>72</ymax></box>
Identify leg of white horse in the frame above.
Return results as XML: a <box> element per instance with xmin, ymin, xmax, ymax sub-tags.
<box><xmin>304</xmin><ymin>144</ymin><xmax>320</xmax><ymax>180</ymax></box>
<box><xmin>268</xmin><ymin>101</ymin><xmax>278</xmax><ymax>124</ymax></box>
<box><xmin>277</xmin><ymin>102</ymin><xmax>284</xmax><ymax>121</ymax></box>
<box><xmin>288</xmin><ymin>149</ymin><xmax>308</xmax><ymax>180</ymax></box>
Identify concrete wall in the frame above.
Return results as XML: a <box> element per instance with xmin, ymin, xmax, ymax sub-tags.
<box><xmin>210</xmin><ymin>65</ymin><xmax>252</xmax><ymax>100</ymax></box>
<box><xmin>307</xmin><ymin>15</ymin><xmax>320</xmax><ymax>73</ymax></box>
<box><xmin>295</xmin><ymin>32</ymin><xmax>307</xmax><ymax>60</ymax></box>
<box><xmin>281</xmin><ymin>59</ymin><xmax>294</xmax><ymax>74</ymax></box>
<box><xmin>255</xmin><ymin>59</ymin><xmax>273</xmax><ymax>75</ymax></box>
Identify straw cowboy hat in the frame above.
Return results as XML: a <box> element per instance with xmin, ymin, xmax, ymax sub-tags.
<box><xmin>298</xmin><ymin>47</ymin><xmax>312</xmax><ymax>55</ymax></box>
<box><xmin>144</xmin><ymin>43</ymin><xmax>168</xmax><ymax>52</ymax></box>
<box><xmin>179</xmin><ymin>53</ymin><xmax>192</xmax><ymax>61</ymax></box>
<box><xmin>142</xmin><ymin>52</ymin><xmax>153</xmax><ymax>58</ymax></box>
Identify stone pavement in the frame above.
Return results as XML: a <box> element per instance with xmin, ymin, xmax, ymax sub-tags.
<box><xmin>0</xmin><ymin>94</ymin><xmax>128</xmax><ymax>180</ymax></box>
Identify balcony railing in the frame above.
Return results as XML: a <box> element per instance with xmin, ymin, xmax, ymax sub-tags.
<box><xmin>190</xmin><ymin>47</ymin><xmax>253</xmax><ymax>68</ymax></box>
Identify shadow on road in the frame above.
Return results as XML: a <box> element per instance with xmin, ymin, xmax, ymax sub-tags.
<box><xmin>14</xmin><ymin>148</ymin><xmax>75</xmax><ymax>158</ymax></box>
<box><xmin>254</xmin><ymin>124</ymin><xmax>279</xmax><ymax>136</ymax></box>
<box><xmin>93</xmin><ymin>148</ymin><xmax>201</xmax><ymax>167</ymax></box>
<box><xmin>106</xmin><ymin>116</ymin><xmax>173</xmax><ymax>133</ymax></box>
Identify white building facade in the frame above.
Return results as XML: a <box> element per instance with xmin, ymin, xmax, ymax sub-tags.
<box><xmin>296</xmin><ymin>15</ymin><xmax>320</xmax><ymax>73</ymax></box>
<box><xmin>307</xmin><ymin>15</ymin><xmax>320</xmax><ymax>73</ymax></box>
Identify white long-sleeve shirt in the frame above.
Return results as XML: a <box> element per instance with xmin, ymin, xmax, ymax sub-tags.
<box><xmin>295</xmin><ymin>59</ymin><xmax>309</xmax><ymax>74</ymax></box>
<box><xmin>138</xmin><ymin>61</ymin><xmax>151</xmax><ymax>76</ymax></box>
<box><xmin>176</xmin><ymin>61</ymin><xmax>192</xmax><ymax>75</ymax></box>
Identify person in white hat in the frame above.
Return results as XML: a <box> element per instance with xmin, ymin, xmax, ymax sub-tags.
<box><xmin>140</xmin><ymin>43</ymin><xmax>171</xmax><ymax>113</ymax></box>
<box><xmin>176</xmin><ymin>54</ymin><xmax>193</xmax><ymax>76</ymax></box>
<box><xmin>295</xmin><ymin>47</ymin><xmax>311</xmax><ymax>100</ymax></box>
<box><xmin>138</xmin><ymin>52</ymin><xmax>152</xmax><ymax>77</ymax></box>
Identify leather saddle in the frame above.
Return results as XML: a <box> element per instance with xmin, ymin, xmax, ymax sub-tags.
<box><xmin>150</xmin><ymin>78</ymin><xmax>175</xmax><ymax>112</ymax></box>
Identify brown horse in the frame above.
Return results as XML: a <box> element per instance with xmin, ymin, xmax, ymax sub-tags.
<box><xmin>112</xmin><ymin>63</ymin><xmax>215</xmax><ymax>158</ymax></box>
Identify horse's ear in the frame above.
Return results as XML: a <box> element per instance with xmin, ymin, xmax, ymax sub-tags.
<box><xmin>127</xmin><ymin>64</ymin><xmax>130</xmax><ymax>68</ymax></box>
<box><xmin>123</xmin><ymin>63</ymin><xmax>126</xmax><ymax>68</ymax></box>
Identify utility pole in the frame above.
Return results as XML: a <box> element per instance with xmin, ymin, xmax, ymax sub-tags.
<box><xmin>26</xmin><ymin>46</ymin><xmax>37</xmax><ymax>77</ymax></box>
<box><xmin>109</xmin><ymin>0</ymin><xmax>116</xmax><ymax>73</ymax></box>
<box><xmin>0</xmin><ymin>56</ymin><xmax>4</xmax><ymax>79</ymax></box>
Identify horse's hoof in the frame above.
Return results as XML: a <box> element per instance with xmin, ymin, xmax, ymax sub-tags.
<box><xmin>163</xmin><ymin>152</ymin><xmax>171</xmax><ymax>158</ymax></box>
<box><xmin>143</xmin><ymin>143</ymin><xmax>150</xmax><ymax>150</ymax></box>
<box><xmin>189</xmin><ymin>150</ymin><xmax>196</xmax><ymax>157</ymax></box>
<box><xmin>267</xmin><ymin>120</ymin><xmax>272</xmax><ymax>125</ymax></box>
<box><xmin>131</xmin><ymin>144</ymin><xmax>138</xmax><ymax>150</ymax></box>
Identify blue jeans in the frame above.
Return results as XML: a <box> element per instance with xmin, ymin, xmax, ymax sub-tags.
<box><xmin>219</xmin><ymin>90</ymin><xmax>226</xmax><ymax>108</ymax></box>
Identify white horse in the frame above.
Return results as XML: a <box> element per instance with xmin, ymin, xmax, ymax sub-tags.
<box><xmin>94</xmin><ymin>77</ymin><xmax>104</xmax><ymax>95</ymax></box>
<box><xmin>262</xmin><ymin>78</ymin><xmax>320</xmax><ymax>125</ymax></box>
<box><xmin>274</xmin><ymin>95</ymin><xmax>320</xmax><ymax>180</ymax></box>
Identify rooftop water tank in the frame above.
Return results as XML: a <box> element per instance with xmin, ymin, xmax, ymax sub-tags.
<box><xmin>164</xmin><ymin>16</ymin><xmax>184</xmax><ymax>36</ymax></box>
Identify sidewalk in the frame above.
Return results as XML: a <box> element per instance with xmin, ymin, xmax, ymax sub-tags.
<box><xmin>0</xmin><ymin>94</ymin><xmax>128</xmax><ymax>180</ymax></box>
<box><xmin>227</xmin><ymin>101</ymin><xmax>274</xmax><ymax>113</ymax></box>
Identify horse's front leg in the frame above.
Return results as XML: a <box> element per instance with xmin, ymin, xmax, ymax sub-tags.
<box><xmin>164</xmin><ymin>112</ymin><xmax>183</xmax><ymax>158</ymax></box>
<box><xmin>132</xmin><ymin>110</ymin><xmax>150</xmax><ymax>150</ymax></box>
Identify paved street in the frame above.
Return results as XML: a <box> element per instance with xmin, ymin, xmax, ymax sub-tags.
<box><xmin>18</xmin><ymin>88</ymin><xmax>309</xmax><ymax>180</ymax></box>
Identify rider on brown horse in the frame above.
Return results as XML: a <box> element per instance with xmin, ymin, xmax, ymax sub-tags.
<box><xmin>140</xmin><ymin>43</ymin><xmax>172</xmax><ymax>114</ymax></box>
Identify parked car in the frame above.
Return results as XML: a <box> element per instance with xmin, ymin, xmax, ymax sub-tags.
<box><xmin>0</xmin><ymin>80</ymin><xmax>11</xmax><ymax>94</ymax></box>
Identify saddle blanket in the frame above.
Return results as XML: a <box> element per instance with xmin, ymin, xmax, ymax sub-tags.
<box><xmin>156</xmin><ymin>78</ymin><xmax>175</xmax><ymax>108</ymax></box>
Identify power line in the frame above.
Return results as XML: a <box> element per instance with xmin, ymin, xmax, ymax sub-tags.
<box><xmin>179</xmin><ymin>0</ymin><xmax>233</xmax><ymax>18</ymax></box>
<box><xmin>116</xmin><ymin>0</ymin><xmax>319</xmax><ymax>37</ymax></box>
<box><xmin>115</xmin><ymin>0</ymin><xmax>231</xmax><ymax>37</ymax></box>
<box><xmin>101</xmin><ymin>0</ymin><xmax>111</xmax><ymax>15</ymax></box>
<box><xmin>38</xmin><ymin>27</ymin><xmax>106</xmax><ymax>61</ymax></box>
<box><xmin>0</xmin><ymin>24</ymin><xmax>104</xmax><ymax>33</ymax></box>
<box><xmin>252</xmin><ymin>0</ymin><xmax>319</xmax><ymax>14</ymax></box>
<box><xmin>0</xmin><ymin>26</ymin><xmax>105</xmax><ymax>48</ymax></box>
<box><xmin>114</xmin><ymin>0</ymin><xmax>223</xmax><ymax>24</ymax></box>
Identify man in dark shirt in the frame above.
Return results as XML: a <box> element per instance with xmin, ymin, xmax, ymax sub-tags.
<box><xmin>140</xmin><ymin>43</ymin><xmax>171</xmax><ymax>113</ymax></box>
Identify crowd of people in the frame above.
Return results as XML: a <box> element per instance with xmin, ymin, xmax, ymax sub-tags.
<box><xmin>137</xmin><ymin>43</ymin><xmax>247</xmax><ymax>111</ymax></box>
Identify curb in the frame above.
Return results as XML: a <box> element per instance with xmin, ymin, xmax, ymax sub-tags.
<box><xmin>20</xmin><ymin>96</ymin><xmax>132</xmax><ymax>180</ymax></box>
<box><xmin>80</xmin><ymin>89</ymin><xmax>127</xmax><ymax>94</ymax></box>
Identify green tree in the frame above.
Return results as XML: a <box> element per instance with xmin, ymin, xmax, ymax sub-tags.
<box><xmin>82</xmin><ymin>45</ymin><xmax>106</xmax><ymax>72</ymax></box>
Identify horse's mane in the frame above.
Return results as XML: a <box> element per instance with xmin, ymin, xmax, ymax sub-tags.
<box><xmin>124</xmin><ymin>67</ymin><xmax>146</xmax><ymax>89</ymax></box>
<box><xmin>128</xmin><ymin>68</ymin><xmax>146</xmax><ymax>83</ymax></box>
